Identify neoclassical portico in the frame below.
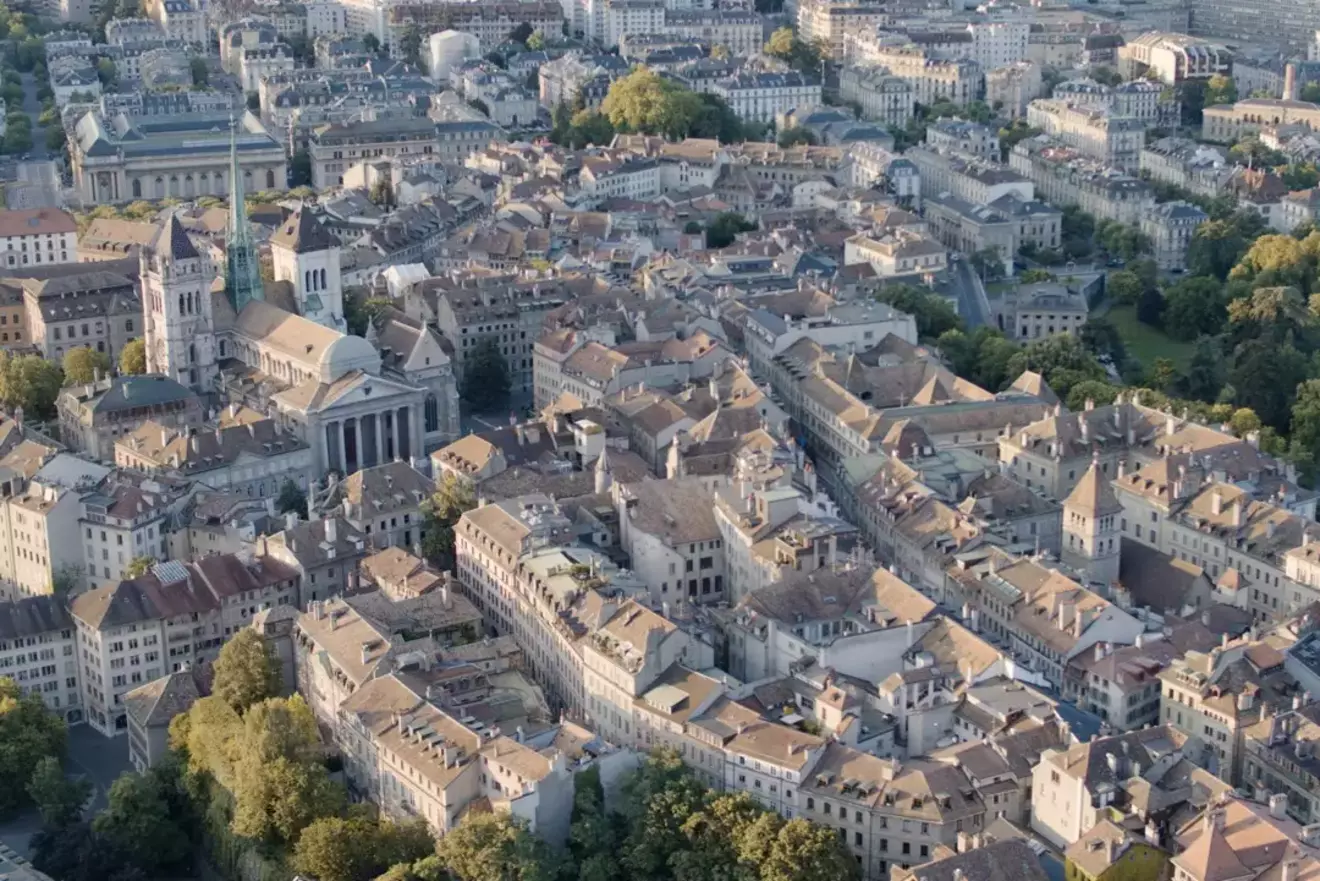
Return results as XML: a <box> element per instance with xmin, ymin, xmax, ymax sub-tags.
<box><xmin>321</xmin><ymin>404</ymin><xmax>424</xmax><ymax>474</ymax></box>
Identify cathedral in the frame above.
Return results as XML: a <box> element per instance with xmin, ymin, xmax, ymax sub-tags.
<box><xmin>141</xmin><ymin>125</ymin><xmax>460</xmax><ymax>476</ymax></box>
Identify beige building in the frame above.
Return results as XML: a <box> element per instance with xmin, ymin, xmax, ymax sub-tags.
<box><xmin>1140</xmin><ymin>201</ymin><xmax>1208</xmax><ymax>271</ymax></box>
<box><xmin>845</xmin><ymin>34</ymin><xmax>984</xmax><ymax>106</ymax></box>
<box><xmin>1030</xmin><ymin>725</ymin><xmax>1204</xmax><ymax>847</ymax></box>
<box><xmin>70</xmin><ymin>553</ymin><xmax>299</xmax><ymax>735</ymax></box>
<box><xmin>124</xmin><ymin>670</ymin><xmax>200</xmax><ymax>769</ymax></box>
<box><xmin>1160</xmin><ymin>635</ymin><xmax>1299</xmax><ymax>784</ymax></box>
<box><xmin>57</xmin><ymin>375</ymin><xmax>203</xmax><ymax>463</ymax></box>
<box><xmin>0</xmin><ymin>595</ymin><xmax>81</xmax><ymax>723</ymax></box>
<box><xmin>797</xmin><ymin>0</ymin><xmax>889</xmax><ymax>59</ymax></box>
<box><xmin>1117</xmin><ymin>32</ymin><xmax>1231</xmax><ymax>84</ymax></box>
<box><xmin>0</xmin><ymin>209</ymin><xmax>77</xmax><ymax>271</ymax></box>
<box><xmin>1009</xmin><ymin>137</ymin><xmax>1156</xmax><ymax>224</ymax></box>
<box><xmin>997</xmin><ymin>281</ymin><xmax>1089</xmax><ymax>341</ymax></box>
<box><xmin>115</xmin><ymin>417</ymin><xmax>314</xmax><ymax>500</ymax></box>
<box><xmin>1026</xmin><ymin>99</ymin><xmax>1146</xmax><ymax>171</ymax></box>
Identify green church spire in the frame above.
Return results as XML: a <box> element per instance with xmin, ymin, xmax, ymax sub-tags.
<box><xmin>225</xmin><ymin>115</ymin><xmax>264</xmax><ymax>314</ymax></box>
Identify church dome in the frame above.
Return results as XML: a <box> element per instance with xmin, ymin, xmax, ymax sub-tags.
<box><xmin>319</xmin><ymin>333</ymin><xmax>380</xmax><ymax>383</ymax></box>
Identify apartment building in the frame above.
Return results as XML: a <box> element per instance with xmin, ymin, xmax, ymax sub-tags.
<box><xmin>797</xmin><ymin>0</ymin><xmax>890</xmax><ymax>59</ymax></box>
<box><xmin>660</xmin><ymin>10</ymin><xmax>763</xmax><ymax>58</ymax></box>
<box><xmin>615</xmin><ymin>477</ymin><xmax>727</xmax><ymax>606</ymax></box>
<box><xmin>845</xmin><ymin>34</ymin><xmax>984</xmax><ymax>106</ymax></box>
<box><xmin>986</xmin><ymin>61</ymin><xmax>1043</xmax><ymax>120</ymax></box>
<box><xmin>70</xmin><ymin>553</ymin><xmax>299</xmax><ymax>735</ymax></box>
<box><xmin>385</xmin><ymin>0</ymin><xmax>562</xmax><ymax>52</ymax></box>
<box><xmin>0</xmin><ymin>209</ymin><xmax>78</xmax><ymax>270</ymax></box>
<box><xmin>922</xmin><ymin>192</ymin><xmax>1015</xmax><ymax>276</ymax></box>
<box><xmin>1141</xmin><ymin>201</ymin><xmax>1208</xmax><ymax>271</ymax></box>
<box><xmin>1030</xmin><ymin>725</ymin><xmax>1202</xmax><ymax>847</ymax></box>
<box><xmin>1139</xmin><ymin>137</ymin><xmax>1230</xmax><ymax>198</ymax></box>
<box><xmin>257</xmin><ymin>515</ymin><xmax>366</xmax><ymax>607</ymax></box>
<box><xmin>309</xmin><ymin>118</ymin><xmax>498</xmax><ymax>190</ymax></box>
<box><xmin>333</xmin><ymin>461</ymin><xmax>433</xmax><ymax>551</ymax></box>
<box><xmin>57</xmin><ymin>375</ymin><xmax>203</xmax><ymax>463</ymax></box>
<box><xmin>1242</xmin><ymin>702</ymin><xmax>1320</xmax><ymax>824</ymax></box>
<box><xmin>838</xmin><ymin>66</ymin><xmax>915</xmax><ymax>128</ymax></box>
<box><xmin>926</xmin><ymin>119</ymin><xmax>1000</xmax><ymax>161</ymax></box>
<box><xmin>1160</xmin><ymin>635</ymin><xmax>1300</xmax><ymax>784</ymax></box>
<box><xmin>1026</xmin><ymin>100</ymin><xmax>1147</xmax><ymax>170</ymax></box>
<box><xmin>1009</xmin><ymin>137</ymin><xmax>1156</xmax><ymax>224</ymax></box>
<box><xmin>81</xmin><ymin>473</ymin><xmax>193</xmax><ymax>589</ymax></box>
<box><xmin>114</xmin><ymin>418</ymin><xmax>314</xmax><ymax>500</ymax></box>
<box><xmin>712</xmin><ymin>73</ymin><xmax>823</xmax><ymax>125</ymax></box>
<box><xmin>905</xmin><ymin>146</ymin><xmax>1034</xmax><ymax>207</ymax></box>
<box><xmin>998</xmin><ymin>281</ymin><xmax>1089</xmax><ymax>341</ymax></box>
<box><xmin>1117</xmin><ymin>32</ymin><xmax>1232</xmax><ymax>84</ymax></box>
<box><xmin>0</xmin><ymin>454</ymin><xmax>111</xmax><ymax>601</ymax></box>
<box><xmin>124</xmin><ymin>669</ymin><xmax>200</xmax><ymax>769</ymax></box>
<box><xmin>0</xmin><ymin>595</ymin><xmax>81</xmax><ymax>723</ymax></box>
<box><xmin>1115</xmin><ymin>468</ymin><xmax>1320</xmax><ymax>621</ymax></box>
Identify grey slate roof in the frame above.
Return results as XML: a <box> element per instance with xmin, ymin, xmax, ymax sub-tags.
<box><xmin>87</xmin><ymin>375</ymin><xmax>198</xmax><ymax>413</ymax></box>
<box><xmin>0</xmin><ymin>595</ymin><xmax>72</xmax><ymax>640</ymax></box>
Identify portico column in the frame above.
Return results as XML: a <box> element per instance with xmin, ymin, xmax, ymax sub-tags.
<box><xmin>397</xmin><ymin>406</ymin><xmax>410</xmax><ymax>461</ymax></box>
<box><xmin>375</xmin><ymin>413</ymin><xmax>384</xmax><ymax>468</ymax></box>
<box><xmin>335</xmin><ymin>420</ymin><xmax>346</xmax><ymax>475</ymax></box>
<box><xmin>346</xmin><ymin>416</ymin><xmax>358</xmax><ymax>473</ymax></box>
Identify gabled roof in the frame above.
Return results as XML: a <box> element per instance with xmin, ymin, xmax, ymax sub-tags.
<box><xmin>123</xmin><ymin>670</ymin><xmax>202</xmax><ymax>728</ymax></box>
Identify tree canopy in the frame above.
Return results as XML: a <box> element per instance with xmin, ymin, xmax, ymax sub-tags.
<box><xmin>0</xmin><ymin>677</ymin><xmax>68</xmax><ymax>817</ymax></box>
<box><xmin>211</xmin><ymin>628</ymin><xmax>282</xmax><ymax>714</ymax></box>
<box><xmin>63</xmin><ymin>346</ymin><xmax>111</xmax><ymax>385</ymax></box>
<box><xmin>118</xmin><ymin>338</ymin><xmax>146</xmax><ymax>375</ymax></box>
<box><xmin>460</xmin><ymin>338</ymin><xmax>512</xmax><ymax>413</ymax></box>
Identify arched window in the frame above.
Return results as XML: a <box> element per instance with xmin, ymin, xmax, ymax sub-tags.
<box><xmin>131</xmin><ymin>178</ymin><xmax>141</xmax><ymax>198</ymax></box>
<box><xmin>219</xmin><ymin>339</ymin><xmax>227</xmax><ymax>358</ymax></box>
<box><xmin>178</xmin><ymin>293</ymin><xmax>185</xmax><ymax>313</ymax></box>
<box><xmin>189</xmin><ymin>343</ymin><xmax>196</xmax><ymax>364</ymax></box>
<box><xmin>125</xmin><ymin>319</ymin><xmax>133</xmax><ymax>333</ymax></box>
<box><xmin>266</xmin><ymin>169</ymin><xmax>276</xmax><ymax>189</ymax></box>
<box><xmin>319</xmin><ymin>268</ymin><xmax>327</xmax><ymax>289</ymax></box>
<box><xmin>305</xmin><ymin>269</ymin><xmax>312</xmax><ymax>291</ymax></box>
<box><xmin>425</xmin><ymin>394</ymin><xmax>439</xmax><ymax>432</ymax></box>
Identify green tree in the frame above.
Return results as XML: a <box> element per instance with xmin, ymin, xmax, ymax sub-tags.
<box><xmin>399</xmin><ymin>25</ymin><xmax>423</xmax><ymax>67</ymax></box>
<box><xmin>566</xmin><ymin>109</ymin><xmax>614</xmax><ymax>148</ymax></box>
<box><xmin>421</xmin><ymin>472</ymin><xmax>476</xmax><ymax>570</ymax></box>
<box><xmin>1136</xmin><ymin>285</ymin><xmax>1165</xmax><ymax>327</ymax></box>
<box><xmin>1147</xmin><ymin>357</ymin><xmax>1180</xmax><ymax>394</ymax></box>
<box><xmin>1004</xmin><ymin>333</ymin><xmax>1106</xmax><ymax>400</ymax></box>
<box><xmin>1161</xmin><ymin>277</ymin><xmax>1226</xmax><ymax>341</ymax></box>
<box><xmin>875</xmin><ymin>284</ymin><xmax>961</xmax><ymax>339</ymax></box>
<box><xmin>190</xmin><ymin>56</ymin><xmax>207</xmax><ymax>86</ymax></box>
<box><xmin>1079</xmin><ymin>317</ymin><xmax>1126</xmax><ymax>366</ymax></box>
<box><xmin>459</xmin><ymin>337</ymin><xmax>511</xmax><ymax>413</ymax></box>
<box><xmin>777</xmin><ymin>126</ymin><xmax>817</xmax><ymax>147</ymax></box>
<box><xmin>968</xmin><ymin>246</ymin><xmax>1005</xmax><ymax>281</ymax></box>
<box><xmin>62</xmin><ymin>346</ymin><xmax>111</xmax><ymax>385</ymax></box>
<box><xmin>92</xmin><ymin>768</ymin><xmax>192</xmax><ymax>876</ymax></box>
<box><xmin>212</xmin><ymin>628</ymin><xmax>281</xmax><ymax>714</ymax></box>
<box><xmin>508</xmin><ymin>21</ymin><xmax>534</xmax><ymax>43</ymax></box>
<box><xmin>601</xmin><ymin>69</ymin><xmax>702</xmax><ymax>139</ymax></box>
<box><xmin>763</xmin><ymin>26</ymin><xmax>823</xmax><ymax>75</ymax></box>
<box><xmin>124</xmin><ymin>555</ymin><xmax>155</xmax><ymax>578</ymax></box>
<box><xmin>1065</xmin><ymin>379</ymin><xmax>1121</xmax><ymax>411</ymax></box>
<box><xmin>526</xmin><ymin>30</ymin><xmax>545</xmax><ymax>50</ymax></box>
<box><xmin>3</xmin><ymin>124</ymin><xmax>31</xmax><ymax>153</ymax></box>
<box><xmin>1203</xmin><ymin>73</ymin><xmax>1237</xmax><ymax>107</ymax></box>
<box><xmin>438</xmin><ymin>813</ymin><xmax>558</xmax><ymax>881</ymax></box>
<box><xmin>706</xmin><ymin>211</ymin><xmax>756</xmax><ymax>248</ymax></box>
<box><xmin>118</xmin><ymin>338</ymin><xmax>146</xmax><ymax>375</ymax></box>
<box><xmin>276</xmin><ymin>478</ymin><xmax>306</xmax><ymax>516</ymax></box>
<box><xmin>0</xmin><ymin>352</ymin><xmax>63</xmax><ymax>418</ymax></box>
<box><xmin>1182</xmin><ymin>336</ymin><xmax>1226</xmax><ymax>402</ymax></box>
<box><xmin>27</xmin><ymin>756</ymin><xmax>90</xmax><ymax>827</ymax></box>
<box><xmin>997</xmin><ymin>119</ymin><xmax>1041</xmax><ymax>161</ymax></box>
<box><xmin>762</xmin><ymin>818</ymin><xmax>861</xmax><ymax>881</ymax></box>
<box><xmin>95</xmin><ymin>57</ymin><xmax>116</xmax><ymax>87</ymax></box>
<box><xmin>1230</xmin><ymin>339</ymin><xmax>1311</xmax><ymax>430</ymax></box>
<box><xmin>1107</xmin><ymin>269</ymin><xmax>1143</xmax><ymax>305</ymax></box>
<box><xmin>45</xmin><ymin>127</ymin><xmax>65</xmax><ymax>152</ymax></box>
<box><xmin>363</xmin><ymin>33</ymin><xmax>381</xmax><ymax>54</ymax></box>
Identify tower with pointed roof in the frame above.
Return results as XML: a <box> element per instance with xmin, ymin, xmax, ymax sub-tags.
<box><xmin>1062</xmin><ymin>457</ymin><xmax>1123</xmax><ymax>589</ymax></box>
<box><xmin>225</xmin><ymin>118</ymin><xmax>265</xmax><ymax>315</ymax></box>
<box><xmin>142</xmin><ymin>212</ymin><xmax>217</xmax><ymax>392</ymax></box>
<box><xmin>270</xmin><ymin>207</ymin><xmax>344</xmax><ymax>332</ymax></box>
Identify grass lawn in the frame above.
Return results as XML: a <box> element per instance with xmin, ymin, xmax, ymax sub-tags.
<box><xmin>1106</xmin><ymin>305</ymin><xmax>1196</xmax><ymax>371</ymax></box>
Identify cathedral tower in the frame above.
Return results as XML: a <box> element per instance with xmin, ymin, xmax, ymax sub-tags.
<box><xmin>270</xmin><ymin>208</ymin><xmax>345</xmax><ymax>331</ymax></box>
<box><xmin>142</xmin><ymin>213</ymin><xmax>217</xmax><ymax>391</ymax></box>
<box><xmin>225</xmin><ymin>117</ymin><xmax>264</xmax><ymax>314</ymax></box>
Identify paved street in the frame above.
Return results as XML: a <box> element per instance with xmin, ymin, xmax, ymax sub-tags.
<box><xmin>0</xmin><ymin>725</ymin><xmax>132</xmax><ymax>860</ymax></box>
<box><xmin>950</xmin><ymin>256</ymin><xmax>993</xmax><ymax>327</ymax></box>
<box><xmin>18</xmin><ymin>71</ymin><xmax>53</xmax><ymax>161</ymax></box>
